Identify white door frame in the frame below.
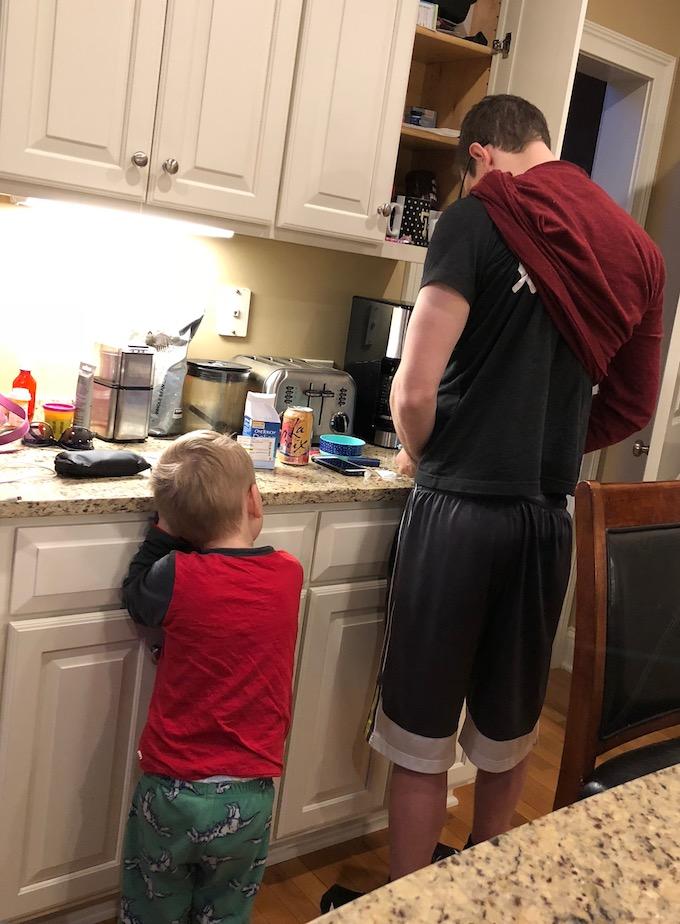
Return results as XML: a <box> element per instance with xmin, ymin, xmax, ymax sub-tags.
<box><xmin>644</xmin><ymin>291</ymin><xmax>680</xmax><ymax>481</ymax></box>
<box><xmin>579</xmin><ymin>21</ymin><xmax>676</xmax><ymax>227</ymax></box>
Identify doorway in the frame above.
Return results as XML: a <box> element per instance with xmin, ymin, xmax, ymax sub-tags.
<box><xmin>562</xmin><ymin>56</ymin><xmax>650</xmax><ymax>216</ymax></box>
<box><xmin>551</xmin><ymin>22</ymin><xmax>676</xmax><ymax>671</ymax></box>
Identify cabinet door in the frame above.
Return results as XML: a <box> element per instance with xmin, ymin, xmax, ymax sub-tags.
<box><xmin>311</xmin><ymin>507</ymin><xmax>402</xmax><ymax>584</ymax></box>
<box><xmin>0</xmin><ymin>611</ymin><xmax>146</xmax><ymax>919</ymax></box>
<box><xmin>148</xmin><ymin>0</ymin><xmax>302</xmax><ymax>223</ymax></box>
<box><xmin>277</xmin><ymin>0</ymin><xmax>418</xmax><ymax>242</ymax></box>
<box><xmin>0</xmin><ymin>0</ymin><xmax>166</xmax><ymax>199</ymax></box>
<box><xmin>490</xmin><ymin>0</ymin><xmax>587</xmax><ymax>154</ymax></box>
<box><xmin>11</xmin><ymin>520</ymin><xmax>148</xmax><ymax>616</ymax></box>
<box><xmin>258</xmin><ymin>511</ymin><xmax>317</xmax><ymax>580</ymax></box>
<box><xmin>276</xmin><ymin>582</ymin><xmax>389</xmax><ymax>838</ymax></box>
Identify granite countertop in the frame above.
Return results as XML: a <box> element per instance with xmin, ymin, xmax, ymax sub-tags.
<box><xmin>317</xmin><ymin>765</ymin><xmax>680</xmax><ymax>923</ymax></box>
<box><xmin>0</xmin><ymin>439</ymin><xmax>412</xmax><ymax>519</ymax></box>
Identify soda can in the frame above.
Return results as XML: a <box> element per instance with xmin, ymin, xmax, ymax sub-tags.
<box><xmin>278</xmin><ymin>406</ymin><xmax>313</xmax><ymax>465</ymax></box>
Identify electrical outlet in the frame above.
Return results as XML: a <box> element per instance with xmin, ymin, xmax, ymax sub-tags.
<box><xmin>215</xmin><ymin>285</ymin><xmax>251</xmax><ymax>337</ymax></box>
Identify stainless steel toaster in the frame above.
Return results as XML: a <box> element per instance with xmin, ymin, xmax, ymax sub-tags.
<box><xmin>232</xmin><ymin>355</ymin><xmax>356</xmax><ymax>443</ymax></box>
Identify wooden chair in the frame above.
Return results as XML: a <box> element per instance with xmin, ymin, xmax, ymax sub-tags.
<box><xmin>554</xmin><ymin>480</ymin><xmax>680</xmax><ymax>809</ymax></box>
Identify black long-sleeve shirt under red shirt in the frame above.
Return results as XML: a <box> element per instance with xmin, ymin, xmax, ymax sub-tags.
<box><xmin>123</xmin><ymin>527</ymin><xmax>303</xmax><ymax>780</ymax></box>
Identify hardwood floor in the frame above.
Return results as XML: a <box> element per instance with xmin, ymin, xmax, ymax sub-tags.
<box><xmin>252</xmin><ymin>669</ymin><xmax>680</xmax><ymax>924</ymax></box>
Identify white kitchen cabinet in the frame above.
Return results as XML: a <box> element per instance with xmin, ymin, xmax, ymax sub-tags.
<box><xmin>490</xmin><ymin>0</ymin><xmax>588</xmax><ymax>153</ymax></box>
<box><xmin>277</xmin><ymin>0</ymin><xmax>418</xmax><ymax>243</ymax></box>
<box><xmin>311</xmin><ymin>507</ymin><xmax>402</xmax><ymax>584</ymax></box>
<box><xmin>148</xmin><ymin>0</ymin><xmax>303</xmax><ymax>222</ymax></box>
<box><xmin>10</xmin><ymin>520</ymin><xmax>148</xmax><ymax>616</ymax></box>
<box><xmin>276</xmin><ymin>581</ymin><xmax>390</xmax><ymax>838</ymax></box>
<box><xmin>0</xmin><ymin>610</ymin><xmax>152</xmax><ymax>920</ymax></box>
<box><xmin>258</xmin><ymin>511</ymin><xmax>318</xmax><ymax>580</ymax></box>
<box><xmin>0</xmin><ymin>0</ymin><xmax>166</xmax><ymax>199</ymax></box>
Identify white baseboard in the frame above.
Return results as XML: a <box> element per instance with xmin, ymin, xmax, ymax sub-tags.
<box><xmin>561</xmin><ymin>626</ymin><xmax>575</xmax><ymax>673</ymax></box>
<box><xmin>9</xmin><ymin>896</ymin><xmax>118</xmax><ymax>924</ymax></box>
<box><xmin>267</xmin><ymin>810</ymin><xmax>390</xmax><ymax>865</ymax></box>
<box><xmin>268</xmin><ymin>792</ymin><xmax>461</xmax><ymax>867</ymax></box>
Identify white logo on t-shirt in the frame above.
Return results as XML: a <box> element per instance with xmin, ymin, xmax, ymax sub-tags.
<box><xmin>512</xmin><ymin>263</ymin><xmax>537</xmax><ymax>295</ymax></box>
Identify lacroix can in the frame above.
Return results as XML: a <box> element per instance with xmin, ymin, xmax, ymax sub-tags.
<box><xmin>278</xmin><ymin>406</ymin><xmax>313</xmax><ymax>465</ymax></box>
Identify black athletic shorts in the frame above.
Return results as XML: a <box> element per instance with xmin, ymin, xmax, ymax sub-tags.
<box><xmin>367</xmin><ymin>486</ymin><xmax>572</xmax><ymax>774</ymax></box>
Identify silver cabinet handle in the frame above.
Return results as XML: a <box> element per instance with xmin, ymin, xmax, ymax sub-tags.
<box><xmin>377</xmin><ymin>203</ymin><xmax>392</xmax><ymax>217</ymax></box>
<box><xmin>633</xmin><ymin>440</ymin><xmax>650</xmax><ymax>457</ymax></box>
<box><xmin>162</xmin><ymin>158</ymin><xmax>180</xmax><ymax>175</ymax></box>
<box><xmin>131</xmin><ymin>151</ymin><xmax>149</xmax><ymax>167</ymax></box>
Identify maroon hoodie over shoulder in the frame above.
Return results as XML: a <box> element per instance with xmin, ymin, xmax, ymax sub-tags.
<box><xmin>472</xmin><ymin>161</ymin><xmax>665</xmax><ymax>452</ymax></box>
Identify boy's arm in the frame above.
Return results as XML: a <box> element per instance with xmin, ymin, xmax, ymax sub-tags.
<box><xmin>122</xmin><ymin>524</ymin><xmax>192</xmax><ymax>626</ymax></box>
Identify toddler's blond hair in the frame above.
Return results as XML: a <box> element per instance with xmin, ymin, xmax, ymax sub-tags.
<box><xmin>152</xmin><ymin>431</ymin><xmax>255</xmax><ymax>547</ymax></box>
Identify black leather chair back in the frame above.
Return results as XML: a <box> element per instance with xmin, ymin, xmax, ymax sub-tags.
<box><xmin>600</xmin><ymin>524</ymin><xmax>680</xmax><ymax>739</ymax></box>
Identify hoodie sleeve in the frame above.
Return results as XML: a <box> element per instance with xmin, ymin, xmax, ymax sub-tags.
<box><xmin>122</xmin><ymin>526</ymin><xmax>191</xmax><ymax>626</ymax></box>
<box><xmin>585</xmin><ymin>292</ymin><xmax>663</xmax><ymax>453</ymax></box>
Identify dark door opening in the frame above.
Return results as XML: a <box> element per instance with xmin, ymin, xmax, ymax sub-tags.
<box><xmin>562</xmin><ymin>71</ymin><xmax>607</xmax><ymax>176</ymax></box>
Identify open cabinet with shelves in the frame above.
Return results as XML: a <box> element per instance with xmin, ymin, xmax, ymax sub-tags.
<box><xmin>389</xmin><ymin>0</ymin><xmax>502</xmax><ymax>259</ymax></box>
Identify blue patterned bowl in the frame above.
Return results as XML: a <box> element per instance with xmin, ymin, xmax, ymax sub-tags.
<box><xmin>319</xmin><ymin>434</ymin><xmax>365</xmax><ymax>457</ymax></box>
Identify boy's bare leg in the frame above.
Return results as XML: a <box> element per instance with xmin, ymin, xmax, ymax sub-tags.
<box><xmin>388</xmin><ymin>764</ymin><xmax>448</xmax><ymax>881</ymax></box>
<box><xmin>471</xmin><ymin>753</ymin><xmax>531</xmax><ymax>844</ymax></box>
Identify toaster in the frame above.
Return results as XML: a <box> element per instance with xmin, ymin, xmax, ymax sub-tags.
<box><xmin>232</xmin><ymin>355</ymin><xmax>356</xmax><ymax>443</ymax></box>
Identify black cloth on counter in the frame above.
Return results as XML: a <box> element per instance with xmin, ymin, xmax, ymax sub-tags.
<box><xmin>54</xmin><ymin>450</ymin><xmax>150</xmax><ymax>478</ymax></box>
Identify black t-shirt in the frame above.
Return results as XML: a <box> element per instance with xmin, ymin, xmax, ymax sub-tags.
<box><xmin>417</xmin><ymin>196</ymin><xmax>592</xmax><ymax>497</ymax></box>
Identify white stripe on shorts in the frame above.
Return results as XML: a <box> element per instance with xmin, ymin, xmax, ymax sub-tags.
<box><xmin>369</xmin><ymin>700</ymin><xmax>457</xmax><ymax>774</ymax></box>
<box><xmin>369</xmin><ymin>700</ymin><xmax>539</xmax><ymax>776</ymax></box>
<box><xmin>460</xmin><ymin>712</ymin><xmax>539</xmax><ymax>773</ymax></box>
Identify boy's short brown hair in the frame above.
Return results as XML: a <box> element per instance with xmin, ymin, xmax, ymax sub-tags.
<box><xmin>459</xmin><ymin>94</ymin><xmax>551</xmax><ymax>175</ymax></box>
<box><xmin>152</xmin><ymin>431</ymin><xmax>255</xmax><ymax>547</ymax></box>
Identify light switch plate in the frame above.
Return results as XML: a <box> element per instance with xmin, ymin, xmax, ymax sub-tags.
<box><xmin>216</xmin><ymin>285</ymin><xmax>251</xmax><ymax>338</ymax></box>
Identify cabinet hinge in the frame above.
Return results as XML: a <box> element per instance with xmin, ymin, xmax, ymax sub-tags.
<box><xmin>492</xmin><ymin>32</ymin><xmax>512</xmax><ymax>58</ymax></box>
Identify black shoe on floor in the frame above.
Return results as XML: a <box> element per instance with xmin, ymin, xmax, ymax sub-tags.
<box><xmin>320</xmin><ymin>884</ymin><xmax>366</xmax><ymax>913</ymax></box>
<box><xmin>320</xmin><ymin>840</ymin><xmax>472</xmax><ymax>914</ymax></box>
<box><xmin>432</xmin><ymin>836</ymin><xmax>476</xmax><ymax>862</ymax></box>
<box><xmin>431</xmin><ymin>841</ymin><xmax>460</xmax><ymax>863</ymax></box>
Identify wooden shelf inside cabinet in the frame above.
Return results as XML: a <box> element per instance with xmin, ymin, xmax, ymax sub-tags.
<box><xmin>412</xmin><ymin>26</ymin><xmax>494</xmax><ymax>65</ymax></box>
<box><xmin>400</xmin><ymin>124</ymin><xmax>459</xmax><ymax>152</ymax></box>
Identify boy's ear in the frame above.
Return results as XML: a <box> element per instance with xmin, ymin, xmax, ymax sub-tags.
<box><xmin>247</xmin><ymin>482</ymin><xmax>263</xmax><ymax>520</ymax></box>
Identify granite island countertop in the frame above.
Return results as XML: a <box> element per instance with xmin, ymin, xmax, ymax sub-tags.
<box><xmin>316</xmin><ymin>765</ymin><xmax>680</xmax><ymax>923</ymax></box>
<box><xmin>0</xmin><ymin>438</ymin><xmax>412</xmax><ymax>519</ymax></box>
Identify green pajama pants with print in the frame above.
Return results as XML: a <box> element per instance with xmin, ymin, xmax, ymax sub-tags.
<box><xmin>120</xmin><ymin>774</ymin><xmax>274</xmax><ymax>924</ymax></box>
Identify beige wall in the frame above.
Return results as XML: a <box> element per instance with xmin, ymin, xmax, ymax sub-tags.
<box><xmin>0</xmin><ymin>201</ymin><xmax>404</xmax><ymax>404</ymax></box>
<box><xmin>192</xmin><ymin>236</ymin><xmax>405</xmax><ymax>369</ymax></box>
<box><xmin>587</xmin><ymin>0</ymin><xmax>680</xmax><ymax>58</ymax></box>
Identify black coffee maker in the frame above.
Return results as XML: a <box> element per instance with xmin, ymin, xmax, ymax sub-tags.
<box><xmin>343</xmin><ymin>296</ymin><xmax>413</xmax><ymax>449</ymax></box>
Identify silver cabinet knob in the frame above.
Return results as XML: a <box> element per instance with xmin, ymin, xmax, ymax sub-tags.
<box><xmin>633</xmin><ymin>440</ymin><xmax>650</xmax><ymax>457</ymax></box>
<box><xmin>377</xmin><ymin>203</ymin><xmax>392</xmax><ymax>217</ymax></box>
<box><xmin>131</xmin><ymin>151</ymin><xmax>149</xmax><ymax>167</ymax></box>
<box><xmin>162</xmin><ymin>158</ymin><xmax>180</xmax><ymax>175</ymax></box>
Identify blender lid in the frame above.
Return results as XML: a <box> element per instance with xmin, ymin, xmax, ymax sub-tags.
<box><xmin>187</xmin><ymin>360</ymin><xmax>251</xmax><ymax>382</ymax></box>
